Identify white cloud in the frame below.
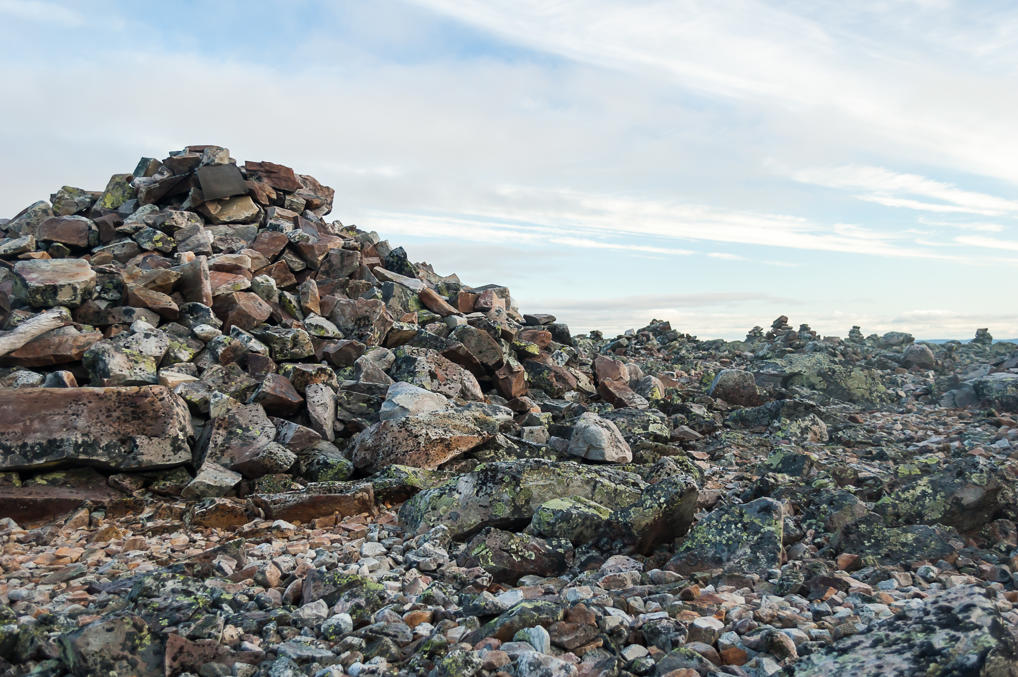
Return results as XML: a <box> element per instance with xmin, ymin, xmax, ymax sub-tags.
<box><xmin>412</xmin><ymin>0</ymin><xmax>1018</xmax><ymax>188</ymax></box>
<box><xmin>0</xmin><ymin>0</ymin><xmax>82</xmax><ymax>26</ymax></box>
<box><xmin>917</xmin><ymin>217</ymin><xmax>1006</xmax><ymax>233</ymax></box>
<box><xmin>954</xmin><ymin>235</ymin><xmax>1018</xmax><ymax>252</ymax></box>
<box><xmin>791</xmin><ymin>164</ymin><xmax>1018</xmax><ymax>216</ymax></box>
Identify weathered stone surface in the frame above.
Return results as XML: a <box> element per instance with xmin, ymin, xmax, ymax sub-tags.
<box><xmin>666</xmin><ymin>497</ymin><xmax>783</xmax><ymax>576</ymax></box>
<box><xmin>528</xmin><ymin>496</ymin><xmax>614</xmax><ymax>544</ymax></box>
<box><xmin>400</xmin><ymin>459</ymin><xmax>646</xmax><ymax>538</ymax></box>
<box><xmin>201</xmin><ymin>398</ymin><xmax>296</xmax><ymax>478</ymax></box>
<box><xmin>458</xmin><ymin>528</ymin><xmax>572</xmax><ymax>583</ymax></box>
<box><xmin>36</xmin><ymin>216</ymin><xmax>96</xmax><ymax>248</ymax></box>
<box><xmin>83</xmin><ymin>329</ymin><xmax>169</xmax><ymax>386</ymax></box>
<box><xmin>378</xmin><ymin>381</ymin><xmax>451</xmax><ymax>421</ymax></box>
<box><xmin>251</xmin><ymin>483</ymin><xmax>374</xmax><ymax>523</ymax></box>
<box><xmin>181</xmin><ymin>461</ymin><xmax>242</xmax><ymax>498</ymax></box>
<box><xmin>791</xmin><ymin>585</ymin><xmax>1018</xmax><ymax>676</ymax></box>
<box><xmin>708</xmin><ymin>368</ymin><xmax>761</xmax><ymax>406</ymax></box>
<box><xmin>59</xmin><ymin>614</ymin><xmax>164</xmax><ymax>677</ymax></box>
<box><xmin>874</xmin><ymin>454</ymin><xmax>1012</xmax><ymax>532</ymax></box>
<box><xmin>390</xmin><ymin>346</ymin><xmax>485</xmax><ymax>401</ymax></box>
<box><xmin>0</xmin><ymin>386</ymin><xmax>191</xmax><ymax>471</ymax></box>
<box><xmin>972</xmin><ymin>372</ymin><xmax>1018</xmax><ymax>412</ymax></box>
<box><xmin>567</xmin><ymin>412</ymin><xmax>633</xmax><ymax>463</ymax></box>
<box><xmin>304</xmin><ymin>383</ymin><xmax>336</xmax><ymax>442</ymax></box>
<box><xmin>329</xmin><ymin>298</ymin><xmax>394</xmax><ymax>346</ymax></box>
<box><xmin>901</xmin><ymin>342</ymin><xmax>936</xmax><ymax>369</ymax></box>
<box><xmin>350</xmin><ymin>407</ymin><xmax>498</xmax><ymax>473</ymax></box>
<box><xmin>14</xmin><ymin>259</ymin><xmax>96</xmax><ymax>308</ymax></box>
<box><xmin>200</xmin><ymin>195</ymin><xmax>261</xmax><ymax>224</ymax></box>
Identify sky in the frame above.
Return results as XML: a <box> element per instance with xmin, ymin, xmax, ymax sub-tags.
<box><xmin>1</xmin><ymin>0</ymin><xmax>1017</xmax><ymax>340</ymax></box>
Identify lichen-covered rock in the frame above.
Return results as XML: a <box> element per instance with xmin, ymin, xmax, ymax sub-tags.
<box><xmin>350</xmin><ymin>407</ymin><xmax>499</xmax><ymax>473</ymax></box>
<box><xmin>83</xmin><ymin>329</ymin><xmax>169</xmax><ymax>386</ymax></box>
<box><xmin>761</xmin><ymin>353</ymin><xmax>891</xmax><ymax>406</ymax></box>
<box><xmin>603</xmin><ymin>407</ymin><xmax>671</xmax><ymax>444</ymax></box>
<box><xmin>832</xmin><ymin>513</ymin><xmax>959</xmax><ymax>565</ymax></box>
<box><xmin>59</xmin><ymin>614</ymin><xmax>163</xmax><ymax>677</ymax></box>
<box><xmin>369</xmin><ymin>464</ymin><xmax>447</xmax><ymax>503</ymax></box>
<box><xmin>972</xmin><ymin>373</ymin><xmax>1018</xmax><ymax>412</ymax></box>
<box><xmin>400</xmin><ymin>459</ymin><xmax>646</xmax><ymax>539</ymax></box>
<box><xmin>666</xmin><ymin>497</ymin><xmax>783</xmax><ymax>576</ymax></box>
<box><xmin>0</xmin><ymin>386</ymin><xmax>192</xmax><ymax>472</ymax></box>
<box><xmin>610</xmin><ymin>477</ymin><xmax>699</xmax><ymax>553</ymax></box>
<box><xmin>465</xmin><ymin>600</ymin><xmax>565</xmax><ymax>644</ymax></box>
<box><xmin>527</xmin><ymin>496</ymin><xmax>614</xmax><ymax>544</ymax></box>
<box><xmin>390</xmin><ymin>346</ymin><xmax>485</xmax><ymax>401</ymax></box>
<box><xmin>458</xmin><ymin>528</ymin><xmax>572</xmax><ymax>583</ymax></box>
<box><xmin>875</xmin><ymin>454</ymin><xmax>1012</xmax><ymax>532</ymax></box>
<box><xmin>329</xmin><ymin>298</ymin><xmax>394</xmax><ymax>346</ymax></box>
<box><xmin>200</xmin><ymin>398</ymin><xmax>296</xmax><ymax>478</ymax></box>
<box><xmin>790</xmin><ymin>585</ymin><xmax>1018</xmax><ymax>676</ymax></box>
<box><xmin>14</xmin><ymin>259</ymin><xmax>96</xmax><ymax>308</ymax></box>
<box><xmin>566</xmin><ymin>412</ymin><xmax>633</xmax><ymax>463</ymax></box>
<box><xmin>251</xmin><ymin>326</ymin><xmax>314</xmax><ymax>361</ymax></box>
<box><xmin>301</xmin><ymin>571</ymin><xmax>389</xmax><ymax>625</ymax></box>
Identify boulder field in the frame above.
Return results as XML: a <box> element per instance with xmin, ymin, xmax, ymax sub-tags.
<box><xmin>0</xmin><ymin>146</ymin><xmax>1017</xmax><ymax>676</ymax></box>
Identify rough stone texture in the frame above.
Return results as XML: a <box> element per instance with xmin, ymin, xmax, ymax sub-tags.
<box><xmin>666</xmin><ymin>497</ymin><xmax>784</xmax><ymax>576</ymax></box>
<box><xmin>14</xmin><ymin>259</ymin><xmax>96</xmax><ymax>308</ymax></box>
<box><xmin>708</xmin><ymin>368</ymin><xmax>761</xmax><ymax>406</ymax></box>
<box><xmin>791</xmin><ymin>585</ymin><xmax>1018</xmax><ymax>676</ymax></box>
<box><xmin>389</xmin><ymin>346</ymin><xmax>485</xmax><ymax>401</ymax></box>
<box><xmin>567</xmin><ymin>412</ymin><xmax>633</xmax><ymax>463</ymax></box>
<box><xmin>458</xmin><ymin>528</ymin><xmax>573</xmax><ymax>583</ymax></box>
<box><xmin>350</xmin><ymin>408</ymin><xmax>498</xmax><ymax>473</ymax></box>
<box><xmin>181</xmin><ymin>461</ymin><xmax>242</xmax><ymax>498</ymax></box>
<box><xmin>0</xmin><ymin>386</ymin><xmax>191</xmax><ymax>471</ymax></box>
<box><xmin>378</xmin><ymin>381</ymin><xmax>451</xmax><ymax>421</ymax></box>
<box><xmin>201</xmin><ymin>399</ymin><xmax>296</xmax><ymax>478</ymax></box>
<box><xmin>400</xmin><ymin>459</ymin><xmax>647</xmax><ymax>538</ymax></box>
<box><xmin>251</xmin><ymin>483</ymin><xmax>374</xmax><ymax>522</ymax></box>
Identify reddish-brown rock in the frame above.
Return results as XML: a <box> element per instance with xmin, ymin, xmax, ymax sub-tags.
<box><xmin>0</xmin><ymin>386</ymin><xmax>192</xmax><ymax>471</ymax></box>
<box><xmin>126</xmin><ymin>286</ymin><xmax>179</xmax><ymax>320</ymax></box>
<box><xmin>214</xmin><ymin>291</ymin><xmax>272</xmax><ymax>331</ymax></box>
<box><xmin>1</xmin><ymin>328</ymin><xmax>101</xmax><ymax>367</ymax></box>
<box><xmin>495</xmin><ymin>362</ymin><xmax>528</xmax><ymax>399</ymax></box>
<box><xmin>245</xmin><ymin>160</ymin><xmax>301</xmax><ymax>192</ymax></box>
<box><xmin>36</xmin><ymin>216</ymin><xmax>95</xmax><ymax>248</ymax></box>
<box><xmin>251</xmin><ymin>483</ymin><xmax>375</xmax><ymax>523</ymax></box>
<box><xmin>350</xmin><ymin>409</ymin><xmax>497</xmax><ymax>473</ymax></box>
<box><xmin>177</xmin><ymin>255</ymin><xmax>213</xmax><ymax>306</ymax></box>
<box><xmin>418</xmin><ymin>287</ymin><xmax>459</xmax><ymax>317</ymax></box>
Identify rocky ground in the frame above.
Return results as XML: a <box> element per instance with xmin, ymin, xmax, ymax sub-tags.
<box><xmin>1</xmin><ymin>146</ymin><xmax>1017</xmax><ymax>677</ymax></box>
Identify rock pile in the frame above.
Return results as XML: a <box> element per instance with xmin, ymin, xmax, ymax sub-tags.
<box><xmin>1</xmin><ymin>147</ymin><xmax>1018</xmax><ymax>676</ymax></box>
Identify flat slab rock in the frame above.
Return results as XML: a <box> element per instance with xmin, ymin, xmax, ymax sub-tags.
<box><xmin>791</xmin><ymin>584</ymin><xmax>1018</xmax><ymax>676</ymax></box>
<box><xmin>0</xmin><ymin>385</ymin><xmax>192</xmax><ymax>472</ymax></box>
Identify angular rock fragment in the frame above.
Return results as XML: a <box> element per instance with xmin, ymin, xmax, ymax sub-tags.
<box><xmin>14</xmin><ymin>259</ymin><xmax>96</xmax><ymax>308</ymax></box>
<box><xmin>378</xmin><ymin>381</ymin><xmax>450</xmax><ymax>421</ymax></box>
<box><xmin>458</xmin><ymin>528</ymin><xmax>572</xmax><ymax>583</ymax></box>
<box><xmin>566</xmin><ymin>412</ymin><xmax>633</xmax><ymax>463</ymax></box>
<box><xmin>400</xmin><ymin>459</ymin><xmax>646</xmax><ymax>538</ymax></box>
<box><xmin>350</xmin><ymin>407</ymin><xmax>499</xmax><ymax>473</ymax></box>
<box><xmin>0</xmin><ymin>386</ymin><xmax>191</xmax><ymax>471</ymax></box>
<box><xmin>200</xmin><ymin>398</ymin><xmax>296</xmax><ymax>478</ymax></box>
<box><xmin>182</xmin><ymin>461</ymin><xmax>242</xmax><ymax>498</ymax></box>
<box><xmin>666</xmin><ymin>497</ymin><xmax>783</xmax><ymax>576</ymax></box>
<box><xmin>792</xmin><ymin>585</ymin><xmax>1018</xmax><ymax>676</ymax></box>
